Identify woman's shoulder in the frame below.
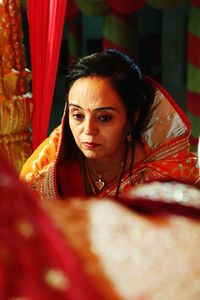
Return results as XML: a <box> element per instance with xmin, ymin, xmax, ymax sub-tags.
<box><xmin>20</xmin><ymin>126</ymin><xmax>61</xmax><ymax>181</ymax></box>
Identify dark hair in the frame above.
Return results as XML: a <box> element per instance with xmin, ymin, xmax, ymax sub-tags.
<box><xmin>66</xmin><ymin>49</ymin><xmax>154</xmax><ymax>139</ymax></box>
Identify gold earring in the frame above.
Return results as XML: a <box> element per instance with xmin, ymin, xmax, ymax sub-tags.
<box><xmin>127</xmin><ymin>129</ymin><xmax>132</xmax><ymax>142</ymax></box>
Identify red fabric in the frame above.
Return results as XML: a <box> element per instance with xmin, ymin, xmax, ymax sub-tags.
<box><xmin>99</xmin><ymin>151</ymin><xmax>198</xmax><ymax>197</ymax></box>
<box><xmin>187</xmin><ymin>91</ymin><xmax>200</xmax><ymax>116</ymax></box>
<box><xmin>107</xmin><ymin>0</ymin><xmax>145</xmax><ymax>14</ymax></box>
<box><xmin>57</xmin><ymin>159</ymin><xmax>86</xmax><ymax>198</ymax></box>
<box><xmin>0</xmin><ymin>153</ymin><xmax>105</xmax><ymax>299</ymax></box>
<box><xmin>28</xmin><ymin>0</ymin><xmax>67</xmax><ymax>150</ymax></box>
<box><xmin>121</xmin><ymin>188</ymin><xmax>200</xmax><ymax>220</ymax></box>
<box><xmin>188</xmin><ymin>32</ymin><xmax>200</xmax><ymax>68</ymax></box>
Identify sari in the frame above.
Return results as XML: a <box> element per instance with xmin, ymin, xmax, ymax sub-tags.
<box><xmin>20</xmin><ymin>77</ymin><xmax>199</xmax><ymax>200</ymax></box>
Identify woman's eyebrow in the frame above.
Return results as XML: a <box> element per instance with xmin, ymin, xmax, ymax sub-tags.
<box><xmin>68</xmin><ymin>104</ymin><xmax>117</xmax><ymax>112</ymax></box>
<box><xmin>68</xmin><ymin>104</ymin><xmax>82</xmax><ymax>109</ymax></box>
<box><xmin>94</xmin><ymin>107</ymin><xmax>117</xmax><ymax>112</ymax></box>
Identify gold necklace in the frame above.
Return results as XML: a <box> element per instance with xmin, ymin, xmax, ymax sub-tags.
<box><xmin>94</xmin><ymin>174</ymin><xmax>105</xmax><ymax>191</ymax></box>
<box><xmin>86</xmin><ymin>160</ymin><xmax>124</xmax><ymax>192</ymax></box>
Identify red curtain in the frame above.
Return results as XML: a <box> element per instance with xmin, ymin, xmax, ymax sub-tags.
<box><xmin>27</xmin><ymin>0</ymin><xmax>67</xmax><ymax>150</ymax></box>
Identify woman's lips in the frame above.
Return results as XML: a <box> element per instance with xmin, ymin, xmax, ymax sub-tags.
<box><xmin>82</xmin><ymin>142</ymin><xmax>100</xmax><ymax>149</ymax></box>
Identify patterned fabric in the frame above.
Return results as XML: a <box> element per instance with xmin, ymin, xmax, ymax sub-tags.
<box><xmin>20</xmin><ymin>77</ymin><xmax>199</xmax><ymax>200</ymax></box>
<box><xmin>0</xmin><ymin>0</ymin><xmax>33</xmax><ymax>173</ymax></box>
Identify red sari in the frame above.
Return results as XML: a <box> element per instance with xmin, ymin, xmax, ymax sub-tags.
<box><xmin>20</xmin><ymin>77</ymin><xmax>199</xmax><ymax>200</ymax></box>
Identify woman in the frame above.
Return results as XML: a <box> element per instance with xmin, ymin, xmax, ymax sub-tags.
<box><xmin>20</xmin><ymin>49</ymin><xmax>198</xmax><ymax>200</ymax></box>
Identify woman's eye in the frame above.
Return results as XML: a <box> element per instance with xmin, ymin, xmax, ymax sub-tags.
<box><xmin>72</xmin><ymin>113</ymin><xmax>84</xmax><ymax>121</ymax></box>
<box><xmin>98</xmin><ymin>115</ymin><xmax>112</xmax><ymax>122</ymax></box>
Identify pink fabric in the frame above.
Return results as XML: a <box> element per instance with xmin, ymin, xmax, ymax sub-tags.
<box><xmin>28</xmin><ymin>0</ymin><xmax>67</xmax><ymax>150</ymax></box>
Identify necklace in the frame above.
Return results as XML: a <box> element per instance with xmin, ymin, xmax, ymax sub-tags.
<box><xmin>85</xmin><ymin>160</ymin><xmax>124</xmax><ymax>193</ymax></box>
<box><xmin>95</xmin><ymin>175</ymin><xmax>105</xmax><ymax>191</ymax></box>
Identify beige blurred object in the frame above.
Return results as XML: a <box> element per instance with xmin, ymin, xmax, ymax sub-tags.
<box><xmin>43</xmin><ymin>182</ymin><xmax>200</xmax><ymax>300</ymax></box>
<box><xmin>127</xmin><ymin>181</ymin><xmax>200</xmax><ymax>205</ymax></box>
<box><xmin>0</xmin><ymin>0</ymin><xmax>33</xmax><ymax>173</ymax></box>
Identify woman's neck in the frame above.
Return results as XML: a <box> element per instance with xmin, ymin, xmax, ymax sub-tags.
<box><xmin>86</xmin><ymin>148</ymin><xmax>126</xmax><ymax>174</ymax></box>
<box><xmin>83</xmin><ymin>140</ymin><xmax>146</xmax><ymax>195</ymax></box>
<box><xmin>85</xmin><ymin>140</ymin><xmax>145</xmax><ymax>174</ymax></box>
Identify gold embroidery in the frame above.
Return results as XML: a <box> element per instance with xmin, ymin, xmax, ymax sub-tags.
<box><xmin>144</xmin><ymin>137</ymin><xmax>189</xmax><ymax>163</ymax></box>
<box><xmin>171</xmin><ymin>163</ymin><xmax>198</xmax><ymax>180</ymax></box>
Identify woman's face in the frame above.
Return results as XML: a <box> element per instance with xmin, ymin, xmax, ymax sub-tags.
<box><xmin>68</xmin><ymin>76</ymin><xmax>128</xmax><ymax>161</ymax></box>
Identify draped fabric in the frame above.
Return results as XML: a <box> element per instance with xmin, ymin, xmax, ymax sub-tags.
<box><xmin>0</xmin><ymin>0</ymin><xmax>33</xmax><ymax>173</ymax></box>
<box><xmin>27</xmin><ymin>0</ymin><xmax>67</xmax><ymax>150</ymax></box>
<box><xmin>187</xmin><ymin>0</ymin><xmax>200</xmax><ymax>150</ymax></box>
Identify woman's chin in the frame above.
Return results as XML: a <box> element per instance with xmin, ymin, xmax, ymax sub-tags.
<box><xmin>81</xmin><ymin>149</ymin><xmax>106</xmax><ymax>160</ymax></box>
<box><xmin>82</xmin><ymin>150</ymin><xmax>99</xmax><ymax>159</ymax></box>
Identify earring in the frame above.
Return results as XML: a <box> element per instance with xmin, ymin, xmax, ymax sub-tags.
<box><xmin>127</xmin><ymin>129</ymin><xmax>132</xmax><ymax>142</ymax></box>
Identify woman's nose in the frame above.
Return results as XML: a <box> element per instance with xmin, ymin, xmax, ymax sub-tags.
<box><xmin>84</xmin><ymin>117</ymin><xmax>98</xmax><ymax>135</ymax></box>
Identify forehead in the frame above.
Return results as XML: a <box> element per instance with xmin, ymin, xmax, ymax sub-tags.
<box><xmin>68</xmin><ymin>76</ymin><xmax>125</xmax><ymax>110</ymax></box>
